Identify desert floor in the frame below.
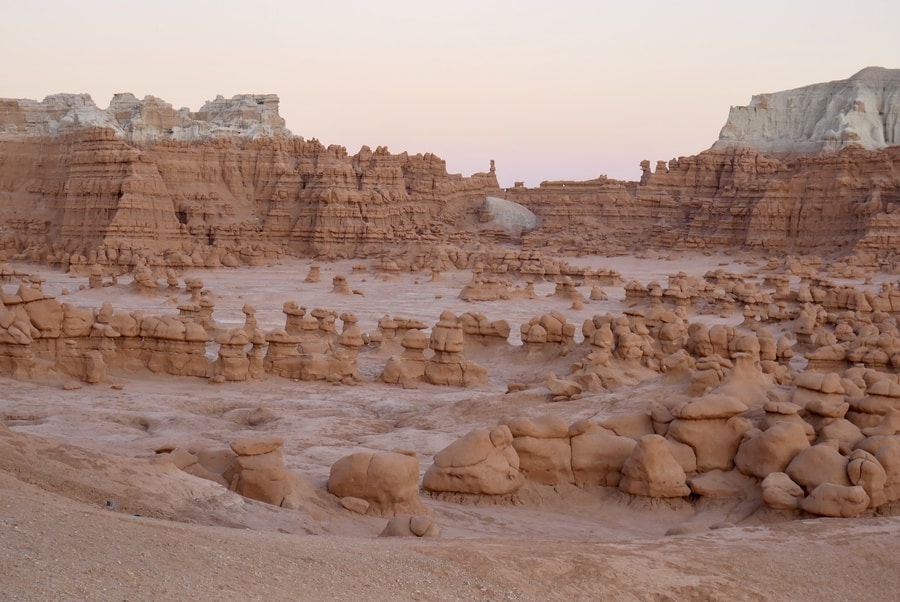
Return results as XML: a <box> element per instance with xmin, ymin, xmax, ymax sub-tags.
<box><xmin>2</xmin><ymin>252</ymin><xmax>899</xmax><ymax>601</ymax></box>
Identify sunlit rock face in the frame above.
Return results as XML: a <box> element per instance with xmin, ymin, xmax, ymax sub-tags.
<box><xmin>0</xmin><ymin>93</ymin><xmax>501</xmax><ymax>262</ymax></box>
<box><xmin>713</xmin><ymin>67</ymin><xmax>900</xmax><ymax>155</ymax></box>
<box><xmin>0</xmin><ymin>93</ymin><xmax>289</xmax><ymax>140</ymax></box>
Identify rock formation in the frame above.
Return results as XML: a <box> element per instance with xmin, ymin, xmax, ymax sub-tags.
<box><xmin>4</xmin><ymin>72</ymin><xmax>900</xmax><ymax>272</ymax></box>
<box><xmin>422</xmin><ymin>426</ymin><xmax>523</xmax><ymax>496</ymax></box>
<box><xmin>713</xmin><ymin>67</ymin><xmax>900</xmax><ymax>155</ymax></box>
<box><xmin>223</xmin><ymin>437</ymin><xmax>291</xmax><ymax>506</ymax></box>
<box><xmin>327</xmin><ymin>450</ymin><xmax>425</xmax><ymax>517</ymax></box>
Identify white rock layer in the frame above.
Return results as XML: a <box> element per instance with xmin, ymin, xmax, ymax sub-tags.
<box><xmin>712</xmin><ymin>67</ymin><xmax>900</xmax><ymax>154</ymax></box>
<box><xmin>0</xmin><ymin>93</ymin><xmax>290</xmax><ymax>141</ymax></box>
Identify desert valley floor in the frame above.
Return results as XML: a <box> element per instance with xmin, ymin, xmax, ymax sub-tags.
<box><xmin>2</xmin><ymin>252</ymin><xmax>900</xmax><ymax>601</ymax></box>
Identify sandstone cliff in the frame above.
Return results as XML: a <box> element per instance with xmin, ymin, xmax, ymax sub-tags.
<box><xmin>506</xmin><ymin>146</ymin><xmax>900</xmax><ymax>261</ymax></box>
<box><xmin>0</xmin><ymin>94</ymin><xmax>501</xmax><ymax>265</ymax></box>
<box><xmin>3</xmin><ymin>74</ymin><xmax>900</xmax><ymax>268</ymax></box>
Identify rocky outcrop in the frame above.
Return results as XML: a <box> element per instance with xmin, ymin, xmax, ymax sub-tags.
<box><xmin>0</xmin><ymin>93</ymin><xmax>288</xmax><ymax>141</ymax></box>
<box><xmin>4</xmin><ymin>72</ymin><xmax>900</xmax><ymax>266</ymax></box>
<box><xmin>0</xmin><ymin>93</ymin><xmax>501</xmax><ymax>265</ymax></box>
<box><xmin>506</xmin><ymin>145</ymin><xmax>900</xmax><ymax>260</ymax></box>
<box><xmin>327</xmin><ymin>451</ymin><xmax>425</xmax><ymax>517</ymax></box>
<box><xmin>713</xmin><ymin>67</ymin><xmax>900</xmax><ymax>155</ymax></box>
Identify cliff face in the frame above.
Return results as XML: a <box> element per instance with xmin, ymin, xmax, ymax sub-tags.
<box><xmin>2</xmin><ymin>77</ymin><xmax>900</xmax><ymax>268</ymax></box>
<box><xmin>506</xmin><ymin>145</ymin><xmax>900</xmax><ymax>260</ymax></box>
<box><xmin>503</xmin><ymin>69</ymin><xmax>900</xmax><ymax>262</ymax></box>
<box><xmin>713</xmin><ymin>67</ymin><xmax>900</xmax><ymax>155</ymax></box>
<box><xmin>0</xmin><ymin>94</ymin><xmax>501</xmax><ymax>264</ymax></box>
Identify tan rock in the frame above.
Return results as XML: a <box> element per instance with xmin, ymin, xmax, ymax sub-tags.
<box><xmin>761</xmin><ymin>472</ymin><xmax>805</xmax><ymax>510</ymax></box>
<box><xmin>619</xmin><ymin>434</ymin><xmax>690</xmax><ymax>498</ymax></box>
<box><xmin>785</xmin><ymin>443</ymin><xmax>851</xmax><ymax>492</ymax></box>
<box><xmin>847</xmin><ymin>449</ymin><xmax>888</xmax><ymax>508</ymax></box>
<box><xmin>327</xmin><ymin>451</ymin><xmax>423</xmax><ymax>517</ymax></box>
<box><xmin>231</xmin><ymin>437</ymin><xmax>284</xmax><ymax>456</ymax></box>
<box><xmin>569</xmin><ymin>422</ymin><xmax>636</xmax><ymax>487</ymax></box>
<box><xmin>340</xmin><ymin>496</ymin><xmax>370</xmax><ymax>514</ymax></box>
<box><xmin>855</xmin><ymin>436</ymin><xmax>900</xmax><ymax>502</ymax></box>
<box><xmin>687</xmin><ymin>469</ymin><xmax>758</xmax><ymax>498</ymax></box>
<box><xmin>734</xmin><ymin>422</ymin><xmax>810</xmax><ymax>479</ymax></box>
<box><xmin>422</xmin><ymin>426</ymin><xmax>523</xmax><ymax>496</ymax></box>
<box><xmin>800</xmin><ymin>483</ymin><xmax>869</xmax><ymax>518</ymax></box>
<box><xmin>667</xmin><ymin>415</ymin><xmax>752</xmax><ymax>472</ymax></box>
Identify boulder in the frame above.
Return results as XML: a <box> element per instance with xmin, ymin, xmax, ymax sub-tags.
<box><xmin>569</xmin><ymin>421</ymin><xmax>637</xmax><ymax>487</ymax></box>
<box><xmin>785</xmin><ymin>443</ymin><xmax>851</xmax><ymax>492</ymax></box>
<box><xmin>734</xmin><ymin>422</ymin><xmax>810</xmax><ymax>479</ymax></box>
<box><xmin>619</xmin><ymin>434</ymin><xmax>690</xmax><ymax>498</ymax></box>
<box><xmin>761</xmin><ymin>472</ymin><xmax>805</xmax><ymax>510</ymax></box>
<box><xmin>667</xmin><ymin>415</ymin><xmax>752</xmax><ymax>472</ymax></box>
<box><xmin>379</xmin><ymin>514</ymin><xmax>441</xmax><ymax>538</ymax></box>
<box><xmin>327</xmin><ymin>451</ymin><xmax>424</xmax><ymax>517</ymax></box>
<box><xmin>422</xmin><ymin>426</ymin><xmax>523</xmax><ymax>495</ymax></box>
<box><xmin>800</xmin><ymin>483</ymin><xmax>869</xmax><ymax>518</ymax></box>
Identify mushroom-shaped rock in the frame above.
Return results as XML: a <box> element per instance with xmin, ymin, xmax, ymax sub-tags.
<box><xmin>800</xmin><ymin>483</ymin><xmax>869</xmax><ymax>518</ymax></box>
<box><xmin>793</xmin><ymin>372</ymin><xmax>849</xmax><ymax>418</ymax></box>
<box><xmin>423</xmin><ymin>426</ymin><xmax>523</xmax><ymax>495</ymax></box>
<box><xmin>327</xmin><ymin>451</ymin><xmax>423</xmax><ymax>517</ymax></box>
<box><xmin>223</xmin><ymin>437</ymin><xmax>289</xmax><ymax>506</ymax></box>
<box><xmin>619</xmin><ymin>434</ymin><xmax>690</xmax><ymax>498</ymax></box>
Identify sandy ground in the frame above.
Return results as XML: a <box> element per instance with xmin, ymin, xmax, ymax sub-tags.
<box><xmin>2</xmin><ymin>253</ymin><xmax>899</xmax><ymax>600</ymax></box>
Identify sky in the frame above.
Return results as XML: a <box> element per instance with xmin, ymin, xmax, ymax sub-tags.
<box><xmin>2</xmin><ymin>0</ymin><xmax>899</xmax><ymax>187</ymax></box>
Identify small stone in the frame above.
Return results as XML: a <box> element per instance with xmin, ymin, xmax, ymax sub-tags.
<box><xmin>340</xmin><ymin>496</ymin><xmax>370</xmax><ymax>514</ymax></box>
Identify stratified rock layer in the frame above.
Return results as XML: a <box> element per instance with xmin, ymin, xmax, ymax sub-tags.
<box><xmin>3</xmin><ymin>72</ymin><xmax>900</xmax><ymax>265</ymax></box>
<box><xmin>0</xmin><ymin>94</ymin><xmax>500</xmax><ymax>264</ymax></box>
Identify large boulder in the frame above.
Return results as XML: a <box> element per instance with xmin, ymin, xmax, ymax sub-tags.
<box><xmin>785</xmin><ymin>443</ymin><xmax>851</xmax><ymax>492</ymax></box>
<box><xmin>508</xmin><ymin>416</ymin><xmax>573</xmax><ymax>485</ymax></box>
<box><xmin>327</xmin><ymin>451</ymin><xmax>424</xmax><ymax>517</ymax></box>
<box><xmin>761</xmin><ymin>472</ymin><xmax>805</xmax><ymax>510</ymax></box>
<box><xmin>734</xmin><ymin>422</ymin><xmax>810</xmax><ymax>479</ymax></box>
<box><xmin>619</xmin><ymin>434</ymin><xmax>690</xmax><ymax>498</ymax></box>
<box><xmin>667</xmin><ymin>414</ymin><xmax>752</xmax><ymax>473</ymax></box>
<box><xmin>855</xmin><ymin>436</ymin><xmax>900</xmax><ymax>502</ymax></box>
<box><xmin>422</xmin><ymin>426</ymin><xmax>523</xmax><ymax>496</ymax></box>
<box><xmin>569</xmin><ymin>420</ymin><xmax>636</xmax><ymax>487</ymax></box>
<box><xmin>847</xmin><ymin>448</ymin><xmax>888</xmax><ymax>508</ymax></box>
<box><xmin>800</xmin><ymin>483</ymin><xmax>869</xmax><ymax>518</ymax></box>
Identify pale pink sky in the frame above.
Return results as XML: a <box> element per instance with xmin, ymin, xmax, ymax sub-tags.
<box><xmin>3</xmin><ymin>1</ymin><xmax>899</xmax><ymax>186</ymax></box>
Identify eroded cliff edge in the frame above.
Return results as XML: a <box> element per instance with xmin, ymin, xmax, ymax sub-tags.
<box><xmin>1</xmin><ymin>74</ymin><xmax>899</xmax><ymax>270</ymax></box>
